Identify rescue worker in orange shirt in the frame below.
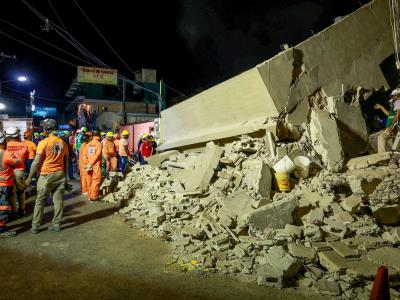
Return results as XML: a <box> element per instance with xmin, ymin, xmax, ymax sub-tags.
<box><xmin>85</xmin><ymin>130</ymin><xmax>102</xmax><ymax>201</ymax></box>
<box><xmin>22</xmin><ymin>130</ymin><xmax>37</xmax><ymax>176</ymax></box>
<box><xmin>78</xmin><ymin>132</ymin><xmax>90</xmax><ymax>195</ymax></box>
<box><xmin>5</xmin><ymin>127</ymin><xmax>29</xmax><ymax>218</ymax></box>
<box><xmin>0</xmin><ymin>131</ymin><xmax>20</xmax><ymax>238</ymax></box>
<box><xmin>25</xmin><ymin>119</ymin><xmax>70</xmax><ymax>233</ymax></box>
<box><xmin>103</xmin><ymin>131</ymin><xmax>117</xmax><ymax>172</ymax></box>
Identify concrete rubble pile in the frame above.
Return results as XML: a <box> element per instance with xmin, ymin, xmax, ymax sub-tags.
<box><xmin>101</xmin><ymin>127</ymin><xmax>400</xmax><ymax>298</ymax></box>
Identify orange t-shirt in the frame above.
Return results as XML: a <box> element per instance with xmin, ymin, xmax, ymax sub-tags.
<box><xmin>6</xmin><ymin>141</ymin><xmax>29</xmax><ymax>170</ymax></box>
<box><xmin>103</xmin><ymin>140</ymin><xmax>116</xmax><ymax>158</ymax></box>
<box><xmin>0</xmin><ymin>150</ymin><xmax>19</xmax><ymax>186</ymax></box>
<box><xmin>118</xmin><ymin>138</ymin><xmax>130</xmax><ymax>157</ymax></box>
<box><xmin>36</xmin><ymin>135</ymin><xmax>68</xmax><ymax>175</ymax></box>
<box><xmin>23</xmin><ymin>140</ymin><xmax>37</xmax><ymax>159</ymax></box>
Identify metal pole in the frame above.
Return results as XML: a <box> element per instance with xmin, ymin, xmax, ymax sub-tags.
<box><xmin>122</xmin><ymin>78</ymin><xmax>127</xmax><ymax>124</ymax></box>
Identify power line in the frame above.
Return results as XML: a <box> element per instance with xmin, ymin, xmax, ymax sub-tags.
<box><xmin>2</xmin><ymin>86</ymin><xmax>71</xmax><ymax>103</ymax></box>
<box><xmin>0</xmin><ymin>18</ymin><xmax>90</xmax><ymax>65</ymax></box>
<box><xmin>0</xmin><ymin>29</ymin><xmax>77</xmax><ymax>66</ymax></box>
<box><xmin>47</xmin><ymin>0</ymin><xmax>67</xmax><ymax>31</ymax></box>
<box><xmin>72</xmin><ymin>0</ymin><xmax>136</xmax><ymax>76</ymax></box>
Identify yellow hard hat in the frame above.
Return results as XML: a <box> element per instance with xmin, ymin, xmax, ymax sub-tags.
<box><xmin>107</xmin><ymin>131</ymin><xmax>114</xmax><ymax>137</ymax></box>
<box><xmin>121</xmin><ymin>130</ymin><xmax>129</xmax><ymax>136</ymax></box>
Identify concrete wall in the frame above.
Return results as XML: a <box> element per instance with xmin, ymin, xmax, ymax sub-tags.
<box><xmin>159</xmin><ymin>0</ymin><xmax>394</xmax><ymax>151</ymax></box>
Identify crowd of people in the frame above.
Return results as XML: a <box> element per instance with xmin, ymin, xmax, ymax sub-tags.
<box><xmin>0</xmin><ymin>118</ymin><xmax>156</xmax><ymax>238</ymax></box>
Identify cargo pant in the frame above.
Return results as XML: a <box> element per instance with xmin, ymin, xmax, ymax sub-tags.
<box><xmin>32</xmin><ymin>171</ymin><xmax>66</xmax><ymax>230</ymax></box>
<box><xmin>0</xmin><ymin>186</ymin><xmax>13</xmax><ymax>231</ymax></box>
<box><xmin>12</xmin><ymin>170</ymin><xmax>26</xmax><ymax>212</ymax></box>
<box><xmin>86</xmin><ymin>162</ymin><xmax>101</xmax><ymax>200</ymax></box>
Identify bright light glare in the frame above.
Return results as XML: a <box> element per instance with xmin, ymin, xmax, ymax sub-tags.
<box><xmin>31</xmin><ymin>104</ymin><xmax>35</xmax><ymax>112</ymax></box>
<box><xmin>17</xmin><ymin>76</ymin><xmax>28</xmax><ymax>82</ymax></box>
<box><xmin>0</xmin><ymin>103</ymin><xmax>6</xmax><ymax>110</ymax></box>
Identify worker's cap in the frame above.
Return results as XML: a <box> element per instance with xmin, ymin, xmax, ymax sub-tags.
<box><xmin>107</xmin><ymin>131</ymin><xmax>114</xmax><ymax>137</ymax></box>
<box><xmin>81</xmin><ymin>127</ymin><xmax>88</xmax><ymax>132</ymax></box>
<box><xmin>121</xmin><ymin>130</ymin><xmax>129</xmax><ymax>136</ymax></box>
<box><xmin>23</xmin><ymin>130</ymin><xmax>33</xmax><ymax>138</ymax></box>
<box><xmin>5</xmin><ymin>126</ymin><xmax>20</xmax><ymax>138</ymax></box>
<box><xmin>0</xmin><ymin>131</ymin><xmax>5</xmax><ymax>144</ymax></box>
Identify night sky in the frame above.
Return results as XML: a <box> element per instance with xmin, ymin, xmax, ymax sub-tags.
<box><xmin>0</xmin><ymin>0</ymin><xmax>371</xmax><ymax>109</ymax></box>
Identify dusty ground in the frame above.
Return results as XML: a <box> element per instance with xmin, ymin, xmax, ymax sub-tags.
<box><xmin>0</xmin><ymin>181</ymin><xmax>330</xmax><ymax>300</ymax></box>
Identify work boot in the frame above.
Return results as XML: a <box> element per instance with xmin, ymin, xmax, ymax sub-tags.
<box><xmin>31</xmin><ymin>227</ymin><xmax>39</xmax><ymax>234</ymax></box>
<box><xmin>48</xmin><ymin>225</ymin><xmax>61</xmax><ymax>232</ymax></box>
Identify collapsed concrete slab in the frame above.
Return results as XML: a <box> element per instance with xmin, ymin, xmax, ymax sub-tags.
<box><xmin>346</xmin><ymin>152</ymin><xmax>392</xmax><ymax>170</ymax></box>
<box><xmin>159</xmin><ymin>0</ymin><xmax>393</xmax><ymax>151</ymax></box>
<box><xmin>222</xmin><ymin>190</ymin><xmax>255</xmax><ymax>228</ymax></box>
<box><xmin>309</xmin><ymin>109</ymin><xmax>344</xmax><ymax>171</ymax></box>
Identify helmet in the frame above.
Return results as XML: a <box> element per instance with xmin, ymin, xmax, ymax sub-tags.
<box><xmin>107</xmin><ymin>131</ymin><xmax>114</xmax><ymax>138</ymax></box>
<box><xmin>34</xmin><ymin>132</ymin><xmax>39</xmax><ymax>137</ymax></box>
<box><xmin>121</xmin><ymin>130</ymin><xmax>129</xmax><ymax>137</ymax></box>
<box><xmin>43</xmin><ymin>119</ymin><xmax>57</xmax><ymax>130</ymax></box>
<box><xmin>5</xmin><ymin>126</ymin><xmax>20</xmax><ymax>138</ymax></box>
<box><xmin>390</xmin><ymin>88</ymin><xmax>400</xmax><ymax>102</ymax></box>
<box><xmin>23</xmin><ymin>130</ymin><xmax>33</xmax><ymax>138</ymax></box>
<box><xmin>58</xmin><ymin>131</ymin><xmax>66</xmax><ymax>138</ymax></box>
<box><xmin>0</xmin><ymin>131</ymin><xmax>5</xmax><ymax>143</ymax></box>
<box><xmin>101</xmin><ymin>131</ymin><xmax>105</xmax><ymax>136</ymax></box>
<box><xmin>81</xmin><ymin>127</ymin><xmax>88</xmax><ymax>132</ymax></box>
<box><xmin>76</xmin><ymin>129</ymin><xmax>81</xmax><ymax>133</ymax></box>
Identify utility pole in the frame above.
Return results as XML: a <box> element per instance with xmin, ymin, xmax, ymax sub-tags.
<box><xmin>122</xmin><ymin>78</ymin><xmax>127</xmax><ymax>124</ymax></box>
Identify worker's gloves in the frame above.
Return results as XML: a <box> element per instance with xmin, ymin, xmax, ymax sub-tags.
<box><xmin>84</xmin><ymin>164</ymin><xmax>93</xmax><ymax>172</ymax></box>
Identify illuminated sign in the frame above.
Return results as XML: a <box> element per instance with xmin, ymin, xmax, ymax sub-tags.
<box><xmin>77</xmin><ymin>66</ymin><xmax>118</xmax><ymax>85</ymax></box>
<box><xmin>32</xmin><ymin>107</ymin><xmax>57</xmax><ymax>117</ymax></box>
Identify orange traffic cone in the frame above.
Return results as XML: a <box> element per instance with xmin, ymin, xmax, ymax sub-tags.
<box><xmin>370</xmin><ymin>266</ymin><xmax>390</xmax><ymax>300</ymax></box>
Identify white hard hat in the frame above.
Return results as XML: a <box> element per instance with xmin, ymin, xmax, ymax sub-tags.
<box><xmin>0</xmin><ymin>131</ymin><xmax>5</xmax><ymax>143</ymax></box>
<box><xmin>5</xmin><ymin>126</ymin><xmax>20</xmax><ymax>138</ymax></box>
<box><xmin>390</xmin><ymin>88</ymin><xmax>400</xmax><ymax>103</ymax></box>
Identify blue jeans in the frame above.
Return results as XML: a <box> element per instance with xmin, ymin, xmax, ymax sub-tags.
<box><xmin>120</xmin><ymin>156</ymin><xmax>128</xmax><ymax>173</ymax></box>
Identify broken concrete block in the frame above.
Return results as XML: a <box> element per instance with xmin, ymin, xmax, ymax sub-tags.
<box><xmin>287</xmin><ymin>243</ymin><xmax>316</xmax><ymax>263</ymax></box>
<box><xmin>180</xmin><ymin>227</ymin><xmax>205</xmax><ymax>240</ymax></box>
<box><xmin>247</xmin><ymin>197</ymin><xmax>298</xmax><ymax>230</ymax></box>
<box><xmin>315</xmin><ymin>279</ymin><xmax>341</xmax><ymax>296</ymax></box>
<box><xmin>221</xmin><ymin>190</ymin><xmax>254</xmax><ymax>228</ymax></box>
<box><xmin>256</xmin><ymin>264</ymin><xmax>284</xmax><ymax>288</ymax></box>
<box><xmin>341</xmin><ymin>195</ymin><xmax>362</xmax><ymax>213</ymax></box>
<box><xmin>344</xmin><ymin>236</ymin><xmax>391</xmax><ymax>251</ymax></box>
<box><xmin>251</xmin><ymin>198</ymin><xmax>270</xmax><ymax>209</ymax></box>
<box><xmin>327</xmin><ymin>241</ymin><xmax>360</xmax><ymax>259</ymax></box>
<box><xmin>306</xmin><ymin>207</ymin><xmax>324</xmax><ymax>224</ymax></box>
<box><xmin>333</xmin><ymin>211</ymin><xmax>354</xmax><ymax>223</ymax></box>
<box><xmin>264</xmin><ymin>246</ymin><xmax>301</xmax><ymax>278</ymax></box>
<box><xmin>372</xmin><ymin>204</ymin><xmax>400</xmax><ymax>225</ymax></box>
<box><xmin>346</xmin><ymin>152</ymin><xmax>391</xmax><ymax>170</ymax></box>
<box><xmin>284</xmin><ymin>224</ymin><xmax>302</xmax><ymax>239</ymax></box>
<box><xmin>171</xmin><ymin>181</ymin><xmax>185</xmax><ymax>193</ymax></box>
<box><xmin>303</xmin><ymin>225</ymin><xmax>323</xmax><ymax>242</ymax></box>
<box><xmin>243</xmin><ymin>160</ymin><xmax>272</xmax><ymax>198</ymax></box>
<box><xmin>184</xmin><ymin>142</ymin><xmax>223</xmax><ymax>192</ymax></box>
<box><xmin>145</xmin><ymin>150</ymin><xmax>179</xmax><ymax>167</ymax></box>
<box><xmin>309</xmin><ymin>109</ymin><xmax>344</xmax><ymax>172</ymax></box>
<box><xmin>264</xmin><ymin>131</ymin><xmax>276</xmax><ymax>158</ymax></box>
<box><xmin>367</xmin><ymin>247</ymin><xmax>400</xmax><ymax>272</ymax></box>
<box><xmin>213</xmin><ymin>178</ymin><xmax>230</xmax><ymax>190</ymax></box>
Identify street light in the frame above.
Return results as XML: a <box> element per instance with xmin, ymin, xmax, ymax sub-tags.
<box><xmin>17</xmin><ymin>76</ymin><xmax>27</xmax><ymax>82</ymax></box>
<box><xmin>0</xmin><ymin>103</ymin><xmax>6</xmax><ymax>110</ymax></box>
<box><xmin>0</xmin><ymin>75</ymin><xmax>29</xmax><ymax>96</ymax></box>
